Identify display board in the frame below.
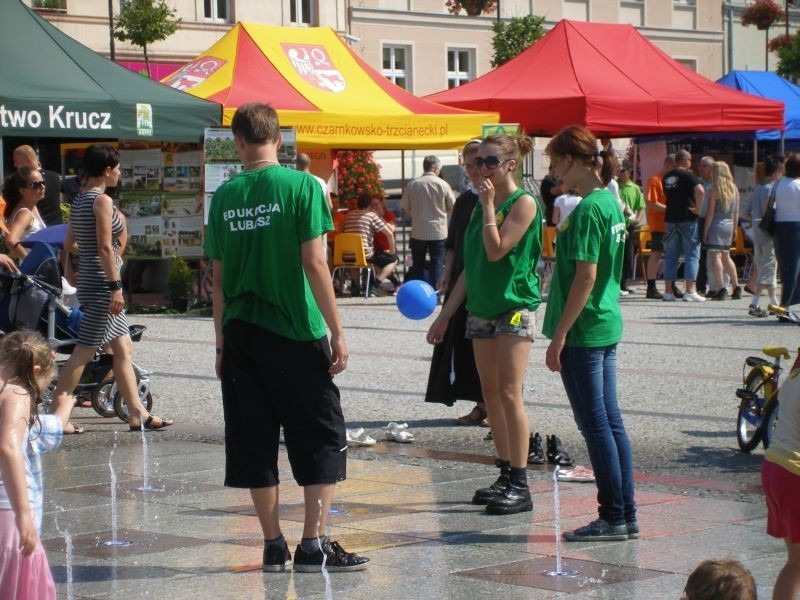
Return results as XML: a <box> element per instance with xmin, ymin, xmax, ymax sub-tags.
<box><xmin>202</xmin><ymin>127</ymin><xmax>297</xmax><ymax>224</ymax></box>
<box><xmin>59</xmin><ymin>141</ymin><xmax>204</xmax><ymax>259</ymax></box>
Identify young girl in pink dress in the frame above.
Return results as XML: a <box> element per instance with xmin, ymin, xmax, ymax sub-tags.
<box><xmin>0</xmin><ymin>330</ymin><xmax>69</xmax><ymax>599</ymax></box>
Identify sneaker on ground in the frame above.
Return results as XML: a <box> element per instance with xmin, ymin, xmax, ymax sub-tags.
<box><xmin>563</xmin><ymin>518</ymin><xmax>628</xmax><ymax>542</ymax></box>
<box><xmin>626</xmin><ymin>521</ymin><xmax>640</xmax><ymax>540</ymax></box>
<box><xmin>671</xmin><ymin>285</ymin><xmax>685</xmax><ymax>299</ymax></box>
<box><xmin>556</xmin><ymin>466</ymin><xmax>595</xmax><ymax>482</ymax></box>
<box><xmin>646</xmin><ymin>288</ymin><xmax>664</xmax><ymax>300</ymax></box>
<box><xmin>662</xmin><ymin>292</ymin><xmax>676</xmax><ymax>302</ymax></box>
<box><xmin>379</xmin><ymin>279</ymin><xmax>395</xmax><ymax>293</ymax></box>
<box><xmin>263</xmin><ymin>539</ymin><xmax>292</xmax><ymax>573</ymax></box>
<box><xmin>293</xmin><ymin>539</ymin><xmax>369</xmax><ymax>573</ymax></box>
<box><xmin>683</xmin><ymin>291</ymin><xmax>706</xmax><ymax>302</ymax></box>
<box><xmin>749</xmin><ymin>305</ymin><xmax>768</xmax><ymax>318</ymax></box>
<box><xmin>619</xmin><ymin>289</ymin><xmax>630</xmax><ymax>296</ymax></box>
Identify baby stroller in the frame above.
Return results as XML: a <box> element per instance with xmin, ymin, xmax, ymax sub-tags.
<box><xmin>0</xmin><ymin>242</ymin><xmax>153</xmax><ymax>422</ymax></box>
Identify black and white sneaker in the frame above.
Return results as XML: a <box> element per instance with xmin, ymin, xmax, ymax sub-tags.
<box><xmin>262</xmin><ymin>539</ymin><xmax>292</xmax><ymax>573</ymax></box>
<box><xmin>293</xmin><ymin>539</ymin><xmax>369</xmax><ymax>573</ymax></box>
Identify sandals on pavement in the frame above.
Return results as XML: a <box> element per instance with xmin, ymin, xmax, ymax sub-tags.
<box><xmin>129</xmin><ymin>415</ymin><xmax>174</xmax><ymax>432</ymax></box>
<box><xmin>64</xmin><ymin>422</ymin><xmax>86</xmax><ymax>435</ymax></box>
<box><xmin>455</xmin><ymin>405</ymin><xmax>488</xmax><ymax>426</ymax></box>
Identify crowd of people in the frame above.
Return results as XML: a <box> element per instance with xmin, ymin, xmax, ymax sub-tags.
<box><xmin>0</xmin><ymin>111</ymin><xmax>797</xmax><ymax>596</ymax></box>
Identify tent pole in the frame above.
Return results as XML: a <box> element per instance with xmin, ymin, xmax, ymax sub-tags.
<box><xmin>754</xmin><ymin>139</ymin><xmax>758</xmax><ymax>182</ymax></box>
<box><xmin>0</xmin><ymin>139</ymin><xmax>4</xmax><ymax>182</ymax></box>
<box><xmin>781</xmin><ymin>132</ymin><xmax>785</xmax><ymax>155</ymax></box>
<box><xmin>401</xmin><ymin>149</ymin><xmax>407</xmax><ymax>278</ymax></box>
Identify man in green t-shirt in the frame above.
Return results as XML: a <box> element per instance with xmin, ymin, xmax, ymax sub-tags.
<box><xmin>618</xmin><ymin>162</ymin><xmax>645</xmax><ymax>294</ymax></box>
<box><xmin>205</xmin><ymin>102</ymin><xmax>368</xmax><ymax>574</ymax></box>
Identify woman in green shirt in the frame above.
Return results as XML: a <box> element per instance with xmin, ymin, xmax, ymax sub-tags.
<box><xmin>543</xmin><ymin>126</ymin><xmax>636</xmax><ymax>542</ymax></box>
<box><xmin>427</xmin><ymin>133</ymin><xmax>541</xmax><ymax>515</ymax></box>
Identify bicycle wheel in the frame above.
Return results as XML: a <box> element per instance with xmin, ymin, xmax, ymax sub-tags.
<box><xmin>762</xmin><ymin>397</ymin><xmax>780</xmax><ymax>449</ymax></box>
<box><xmin>91</xmin><ymin>379</ymin><xmax>117</xmax><ymax>418</ymax></box>
<box><xmin>113</xmin><ymin>390</ymin><xmax>153</xmax><ymax>423</ymax></box>
<box><xmin>736</xmin><ymin>370</ymin><xmax>771</xmax><ymax>452</ymax></box>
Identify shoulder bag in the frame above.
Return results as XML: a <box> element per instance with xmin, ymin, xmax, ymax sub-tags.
<box><xmin>758</xmin><ymin>181</ymin><xmax>778</xmax><ymax>237</ymax></box>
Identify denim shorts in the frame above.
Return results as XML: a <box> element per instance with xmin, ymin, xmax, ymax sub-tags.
<box><xmin>466</xmin><ymin>308</ymin><xmax>535</xmax><ymax>341</ymax></box>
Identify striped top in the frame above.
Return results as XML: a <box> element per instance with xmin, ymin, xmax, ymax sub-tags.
<box><xmin>71</xmin><ymin>189</ymin><xmax>124</xmax><ymax>296</ymax></box>
<box><xmin>342</xmin><ymin>209</ymin><xmax>388</xmax><ymax>259</ymax></box>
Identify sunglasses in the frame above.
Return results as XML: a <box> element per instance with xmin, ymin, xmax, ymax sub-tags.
<box><xmin>473</xmin><ymin>156</ymin><xmax>508</xmax><ymax>170</ymax></box>
<box><xmin>23</xmin><ymin>181</ymin><xmax>45</xmax><ymax>190</ymax></box>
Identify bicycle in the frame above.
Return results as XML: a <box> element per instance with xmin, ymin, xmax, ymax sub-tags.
<box><xmin>735</xmin><ymin>305</ymin><xmax>800</xmax><ymax>452</ymax></box>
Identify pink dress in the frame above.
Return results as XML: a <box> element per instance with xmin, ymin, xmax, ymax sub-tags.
<box><xmin>0</xmin><ymin>509</ymin><xmax>56</xmax><ymax>599</ymax></box>
<box><xmin>0</xmin><ymin>409</ymin><xmax>62</xmax><ymax>599</ymax></box>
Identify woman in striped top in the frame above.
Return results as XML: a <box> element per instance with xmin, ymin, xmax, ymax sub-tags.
<box><xmin>50</xmin><ymin>144</ymin><xmax>173</xmax><ymax>433</ymax></box>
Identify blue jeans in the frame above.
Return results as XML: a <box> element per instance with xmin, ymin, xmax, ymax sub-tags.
<box><xmin>560</xmin><ymin>345</ymin><xmax>636</xmax><ymax>525</ymax></box>
<box><xmin>407</xmin><ymin>238</ymin><xmax>446</xmax><ymax>289</ymax></box>
<box><xmin>774</xmin><ymin>221</ymin><xmax>800</xmax><ymax>307</ymax></box>
<box><xmin>663</xmin><ymin>221</ymin><xmax>700</xmax><ymax>282</ymax></box>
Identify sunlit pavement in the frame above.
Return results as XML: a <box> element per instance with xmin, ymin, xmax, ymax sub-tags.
<box><xmin>45</xmin><ymin>283</ymin><xmax>796</xmax><ymax>598</ymax></box>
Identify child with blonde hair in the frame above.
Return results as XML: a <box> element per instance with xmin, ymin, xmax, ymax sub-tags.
<box><xmin>0</xmin><ymin>330</ymin><xmax>71</xmax><ymax>598</ymax></box>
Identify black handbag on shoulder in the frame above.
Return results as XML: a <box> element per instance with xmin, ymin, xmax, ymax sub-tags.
<box><xmin>759</xmin><ymin>181</ymin><xmax>779</xmax><ymax>237</ymax></box>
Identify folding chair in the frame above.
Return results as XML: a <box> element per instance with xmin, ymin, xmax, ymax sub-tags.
<box><xmin>331</xmin><ymin>233</ymin><xmax>372</xmax><ymax>298</ymax></box>
<box><xmin>730</xmin><ymin>226</ymin><xmax>753</xmax><ymax>281</ymax></box>
<box><xmin>632</xmin><ymin>225</ymin><xmax>651</xmax><ymax>282</ymax></box>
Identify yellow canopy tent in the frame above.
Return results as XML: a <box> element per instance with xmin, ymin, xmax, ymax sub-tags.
<box><xmin>163</xmin><ymin>23</ymin><xmax>497</xmax><ymax>150</ymax></box>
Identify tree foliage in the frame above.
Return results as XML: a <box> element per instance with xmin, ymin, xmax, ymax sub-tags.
<box><xmin>490</xmin><ymin>15</ymin><xmax>546</xmax><ymax>68</ymax></box>
<box><xmin>114</xmin><ymin>0</ymin><xmax>181</xmax><ymax>77</ymax></box>
<box><xmin>776</xmin><ymin>31</ymin><xmax>800</xmax><ymax>78</ymax></box>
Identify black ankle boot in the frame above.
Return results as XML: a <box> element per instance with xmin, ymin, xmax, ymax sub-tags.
<box><xmin>472</xmin><ymin>460</ymin><xmax>510</xmax><ymax>505</ymax></box>
<box><xmin>546</xmin><ymin>435</ymin><xmax>574</xmax><ymax>466</ymax></box>
<box><xmin>486</xmin><ymin>468</ymin><xmax>532</xmax><ymax>515</ymax></box>
<box><xmin>527</xmin><ymin>432</ymin><xmax>545</xmax><ymax>465</ymax></box>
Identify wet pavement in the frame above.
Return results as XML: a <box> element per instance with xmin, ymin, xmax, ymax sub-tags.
<box><xmin>43</xmin><ymin>284</ymin><xmax>796</xmax><ymax>598</ymax></box>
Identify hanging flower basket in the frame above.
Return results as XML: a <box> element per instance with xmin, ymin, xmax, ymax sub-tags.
<box><xmin>768</xmin><ymin>33</ymin><xmax>793</xmax><ymax>53</ymax></box>
<box><xmin>741</xmin><ymin>0</ymin><xmax>785</xmax><ymax>31</ymax></box>
<box><xmin>445</xmin><ymin>0</ymin><xmax>497</xmax><ymax>17</ymax></box>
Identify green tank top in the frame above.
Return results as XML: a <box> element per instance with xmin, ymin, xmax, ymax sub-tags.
<box><xmin>464</xmin><ymin>188</ymin><xmax>542</xmax><ymax>320</ymax></box>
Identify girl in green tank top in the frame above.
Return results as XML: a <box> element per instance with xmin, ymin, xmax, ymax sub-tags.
<box><xmin>426</xmin><ymin>133</ymin><xmax>542</xmax><ymax>516</ymax></box>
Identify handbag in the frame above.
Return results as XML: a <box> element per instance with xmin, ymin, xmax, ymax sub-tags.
<box><xmin>759</xmin><ymin>181</ymin><xmax>778</xmax><ymax>237</ymax></box>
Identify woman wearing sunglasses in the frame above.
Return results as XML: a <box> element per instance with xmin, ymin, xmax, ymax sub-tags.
<box><xmin>2</xmin><ymin>167</ymin><xmax>47</xmax><ymax>260</ymax></box>
<box><xmin>428</xmin><ymin>133</ymin><xmax>541</xmax><ymax>515</ymax></box>
<box><xmin>543</xmin><ymin>126</ymin><xmax>636</xmax><ymax>542</ymax></box>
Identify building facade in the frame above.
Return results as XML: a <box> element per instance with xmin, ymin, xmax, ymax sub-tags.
<box><xmin>29</xmin><ymin>0</ymin><xmax>727</xmax><ymax>87</ymax></box>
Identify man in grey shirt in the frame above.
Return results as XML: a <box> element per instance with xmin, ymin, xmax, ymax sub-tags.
<box><xmin>401</xmin><ymin>155</ymin><xmax>455</xmax><ymax>288</ymax></box>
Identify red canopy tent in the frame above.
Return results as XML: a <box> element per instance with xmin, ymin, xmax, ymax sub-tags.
<box><xmin>426</xmin><ymin>20</ymin><xmax>784</xmax><ymax>137</ymax></box>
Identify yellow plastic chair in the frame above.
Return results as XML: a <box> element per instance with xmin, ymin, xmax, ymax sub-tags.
<box><xmin>331</xmin><ymin>233</ymin><xmax>372</xmax><ymax>298</ymax></box>
<box><xmin>632</xmin><ymin>225</ymin><xmax>652</xmax><ymax>281</ymax></box>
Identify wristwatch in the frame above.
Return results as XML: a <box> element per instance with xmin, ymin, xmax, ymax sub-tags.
<box><xmin>107</xmin><ymin>279</ymin><xmax>123</xmax><ymax>291</ymax></box>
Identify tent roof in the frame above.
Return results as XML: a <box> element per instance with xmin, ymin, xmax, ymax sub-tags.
<box><xmin>426</xmin><ymin>20</ymin><xmax>784</xmax><ymax>138</ymax></box>
<box><xmin>163</xmin><ymin>23</ymin><xmax>497</xmax><ymax>149</ymax></box>
<box><xmin>717</xmin><ymin>71</ymin><xmax>800</xmax><ymax>141</ymax></box>
<box><xmin>0</xmin><ymin>1</ymin><xmax>220</xmax><ymax>142</ymax></box>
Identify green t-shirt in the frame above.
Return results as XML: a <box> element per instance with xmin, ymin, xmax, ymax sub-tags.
<box><xmin>464</xmin><ymin>189</ymin><xmax>542</xmax><ymax>319</ymax></box>
<box><xmin>204</xmin><ymin>165</ymin><xmax>332</xmax><ymax>342</ymax></box>
<box><xmin>619</xmin><ymin>180</ymin><xmax>645</xmax><ymax>226</ymax></box>
<box><xmin>542</xmin><ymin>188</ymin><xmax>625</xmax><ymax>347</ymax></box>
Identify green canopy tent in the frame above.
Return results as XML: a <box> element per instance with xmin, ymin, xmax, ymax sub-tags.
<box><xmin>0</xmin><ymin>1</ymin><xmax>220</xmax><ymax>145</ymax></box>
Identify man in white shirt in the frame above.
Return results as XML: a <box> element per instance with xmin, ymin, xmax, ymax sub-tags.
<box><xmin>401</xmin><ymin>156</ymin><xmax>455</xmax><ymax>288</ymax></box>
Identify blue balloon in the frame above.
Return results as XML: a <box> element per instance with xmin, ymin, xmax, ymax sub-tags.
<box><xmin>396</xmin><ymin>280</ymin><xmax>438</xmax><ymax>320</ymax></box>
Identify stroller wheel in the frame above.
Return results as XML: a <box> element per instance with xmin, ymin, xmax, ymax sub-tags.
<box><xmin>114</xmin><ymin>391</ymin><xmax>153</xmax><ymax>423</ymax></box>
<box><xmin>91</xmin><ymin>380</ymin><xmax>117</xmax><ymax>418</ymax></box>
